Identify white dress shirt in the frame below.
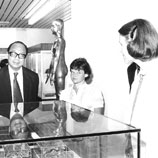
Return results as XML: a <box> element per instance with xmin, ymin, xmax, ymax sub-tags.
<box><xmin>60</xmin><ymin>82</ymin><xmax>104</xmax><ymax>111</ymax></box>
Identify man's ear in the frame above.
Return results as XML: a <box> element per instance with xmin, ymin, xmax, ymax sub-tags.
<box><xmin>128</xmin><ymin>25</ymin><xmax>137</xmax><ymax>42</ymax></box>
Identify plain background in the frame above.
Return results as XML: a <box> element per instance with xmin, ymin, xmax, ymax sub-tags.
<box><xmin>71</xmin><ymin>0</ymin><xmax>158</xmax><ymax>122</ymax></box>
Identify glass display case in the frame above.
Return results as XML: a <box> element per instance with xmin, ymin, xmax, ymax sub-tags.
<box><xmin>0</xmin><ymin>100</ymin><xmax>141</xmax><ymax>158</ymax></box>
<box><xmin>25</xmin><ymin>43</ymin><xmax>56</xmax><ymax>100</ymax></box>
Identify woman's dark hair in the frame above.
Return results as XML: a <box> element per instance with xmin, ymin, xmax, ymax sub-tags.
<box><xmin>118</xmin><ymin>19</ymin><xmax>158</xmax><ymax>61</ymax></box>
<box><xmin>70</xmin><ymin>58</ymin><xmax>92</xmax><ymax>81</ymax></box>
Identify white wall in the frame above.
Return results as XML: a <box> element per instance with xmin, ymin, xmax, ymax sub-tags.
<box><xmin>0</xmin><ymin>28</ymin><xmax>17</xmax><ymax>48</ymax></box>
<box><xmin>0</xmin><ymin>28</ymin><xmax>53</xmax><ymax>48</ymax></box>
<box><xmin>25</xmin><ymin>29</ymin><xmax>53</xmax><ymax>47</ymax></box>
<box><xmin>71</xmin><ymin>0</ymin><xmax>158</xmax><ymax>122</ymax></box>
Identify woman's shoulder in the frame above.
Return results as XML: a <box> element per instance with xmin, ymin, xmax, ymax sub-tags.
<box><xmin>86</xmin><ymin>82</ymin><xmax>102</xmax><ymax>91</ymax></box>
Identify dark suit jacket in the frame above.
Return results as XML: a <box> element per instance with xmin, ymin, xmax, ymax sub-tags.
<box><xmin>0</xmin><ymin>66</ymin><xmax>39</xmax><ymax>118</ymax></box>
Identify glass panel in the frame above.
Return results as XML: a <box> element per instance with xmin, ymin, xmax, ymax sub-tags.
<box><xmin>0</xmin><ymin>100</ymin><xmax>140</xmax><ymax>157</ymax></box>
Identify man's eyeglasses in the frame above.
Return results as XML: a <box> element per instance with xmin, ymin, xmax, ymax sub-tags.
<box><xmin>9</xmin><ymin>51</ymin><xmax>26</xmax><ymax>59</ymax></box>
<box><xmin>10</xmin><ymin>127</ymin><xmax>28</xmax><ymax>136</ymax></box>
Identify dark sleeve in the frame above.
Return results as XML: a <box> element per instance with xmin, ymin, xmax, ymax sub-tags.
<box><xmin>23</xmin><ymin>68</ymin><xmax>40</xmax><ymax>115</ymax></box>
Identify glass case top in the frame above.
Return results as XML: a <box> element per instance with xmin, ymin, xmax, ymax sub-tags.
<box><xmin>0</xmin><ymin>100</ymin><xmax>140</xmax><ymax>144</ymax></box>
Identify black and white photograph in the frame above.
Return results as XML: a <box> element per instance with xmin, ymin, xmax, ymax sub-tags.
<box><xmin>0</xmin><ymin>0</ymin><xmax>157</xmax><ymax>157</ymax></box>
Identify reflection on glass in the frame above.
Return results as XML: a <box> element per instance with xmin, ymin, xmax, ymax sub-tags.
<box><xmin>71</xmin><ymin>104</ymin><xmax>91</xmax><ymax>122</ymax></box>
<box><xmin>0</xmin><ymin>100</ymin><xmax>140</xmax><ymax>158</ymax></box>
<box><xmin>9</xmin><ymin>113</ymin><xmax>31</xmax><ymax>140</ymax></box>
<box><xmin>52</xmin><ymin>100</ymin><xmax>67</xmax><ymax>136</ymax></box>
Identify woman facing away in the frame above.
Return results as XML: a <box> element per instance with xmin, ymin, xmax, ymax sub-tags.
<box><xmin>118</xmin><ymin>18</ymin><xmax>158</xmax><ymax>157</ymax></box>
<box><xmin>60</xmin><ymin>58</ymin><xmax>105</xmax><ymax>115</ymax></box>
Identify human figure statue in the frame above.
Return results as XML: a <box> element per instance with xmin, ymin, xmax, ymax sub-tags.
<box><xmin>46</xmin><ymin>19</ymin><xmax>68</xmax><ymax>99</ymax></box>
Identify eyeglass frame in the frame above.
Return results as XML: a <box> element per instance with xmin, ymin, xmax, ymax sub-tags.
<box><xmin>9</xmin><ymin>51</ymin><xmax>26</xmax><ymax>59</ymax></box>
<box><xmin>10</xmin><ymin>126</ymin><xmax>28</xmax><ymax>136</ymax></box>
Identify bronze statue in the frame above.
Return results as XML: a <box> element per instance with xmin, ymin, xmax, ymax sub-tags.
<box><xmin>46</xmin><ymin>19</ymin><xmax>68</xmax><ymax>99</ymax></box>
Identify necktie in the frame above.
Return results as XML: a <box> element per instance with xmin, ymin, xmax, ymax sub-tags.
<box><xmin>127</xmin><ymin>62</ymin><xmax>140</xmax><ymax>92</ymax></box>
<box><xmin>13</xmin><ymin>72</ymin><xmax>23</xmax><ymax>112</ymax></box>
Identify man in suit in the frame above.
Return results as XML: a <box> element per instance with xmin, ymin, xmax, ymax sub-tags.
<box><xmin>0</xmin><ymin>41</ymin><xmax>39</xmax><ymax>118</ymax></box>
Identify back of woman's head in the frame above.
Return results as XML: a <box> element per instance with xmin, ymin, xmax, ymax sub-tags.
<box><xmin>70</xmin><ymin>58</ymin><xmax>92</xmax><ymax>81</ymax></box>
<box><xmin>118</xmin><ymin>19</ymin><xmax>158</xmax><ymax>61</ymax></box>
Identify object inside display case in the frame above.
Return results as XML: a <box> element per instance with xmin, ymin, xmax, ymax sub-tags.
<box><xmin>33</xmin><ymin>140</ymin><xmax>68</xmax><ymax>158</ymax></box>
<box><xmin>0</xmin><ymin>141</ymin><xmax>79</xmax><ymax>158</ymax></box>
<box><xmin>2</xmin><ymin>143</ymin><xmax>31</xmax><ymax>158</ymax></box>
